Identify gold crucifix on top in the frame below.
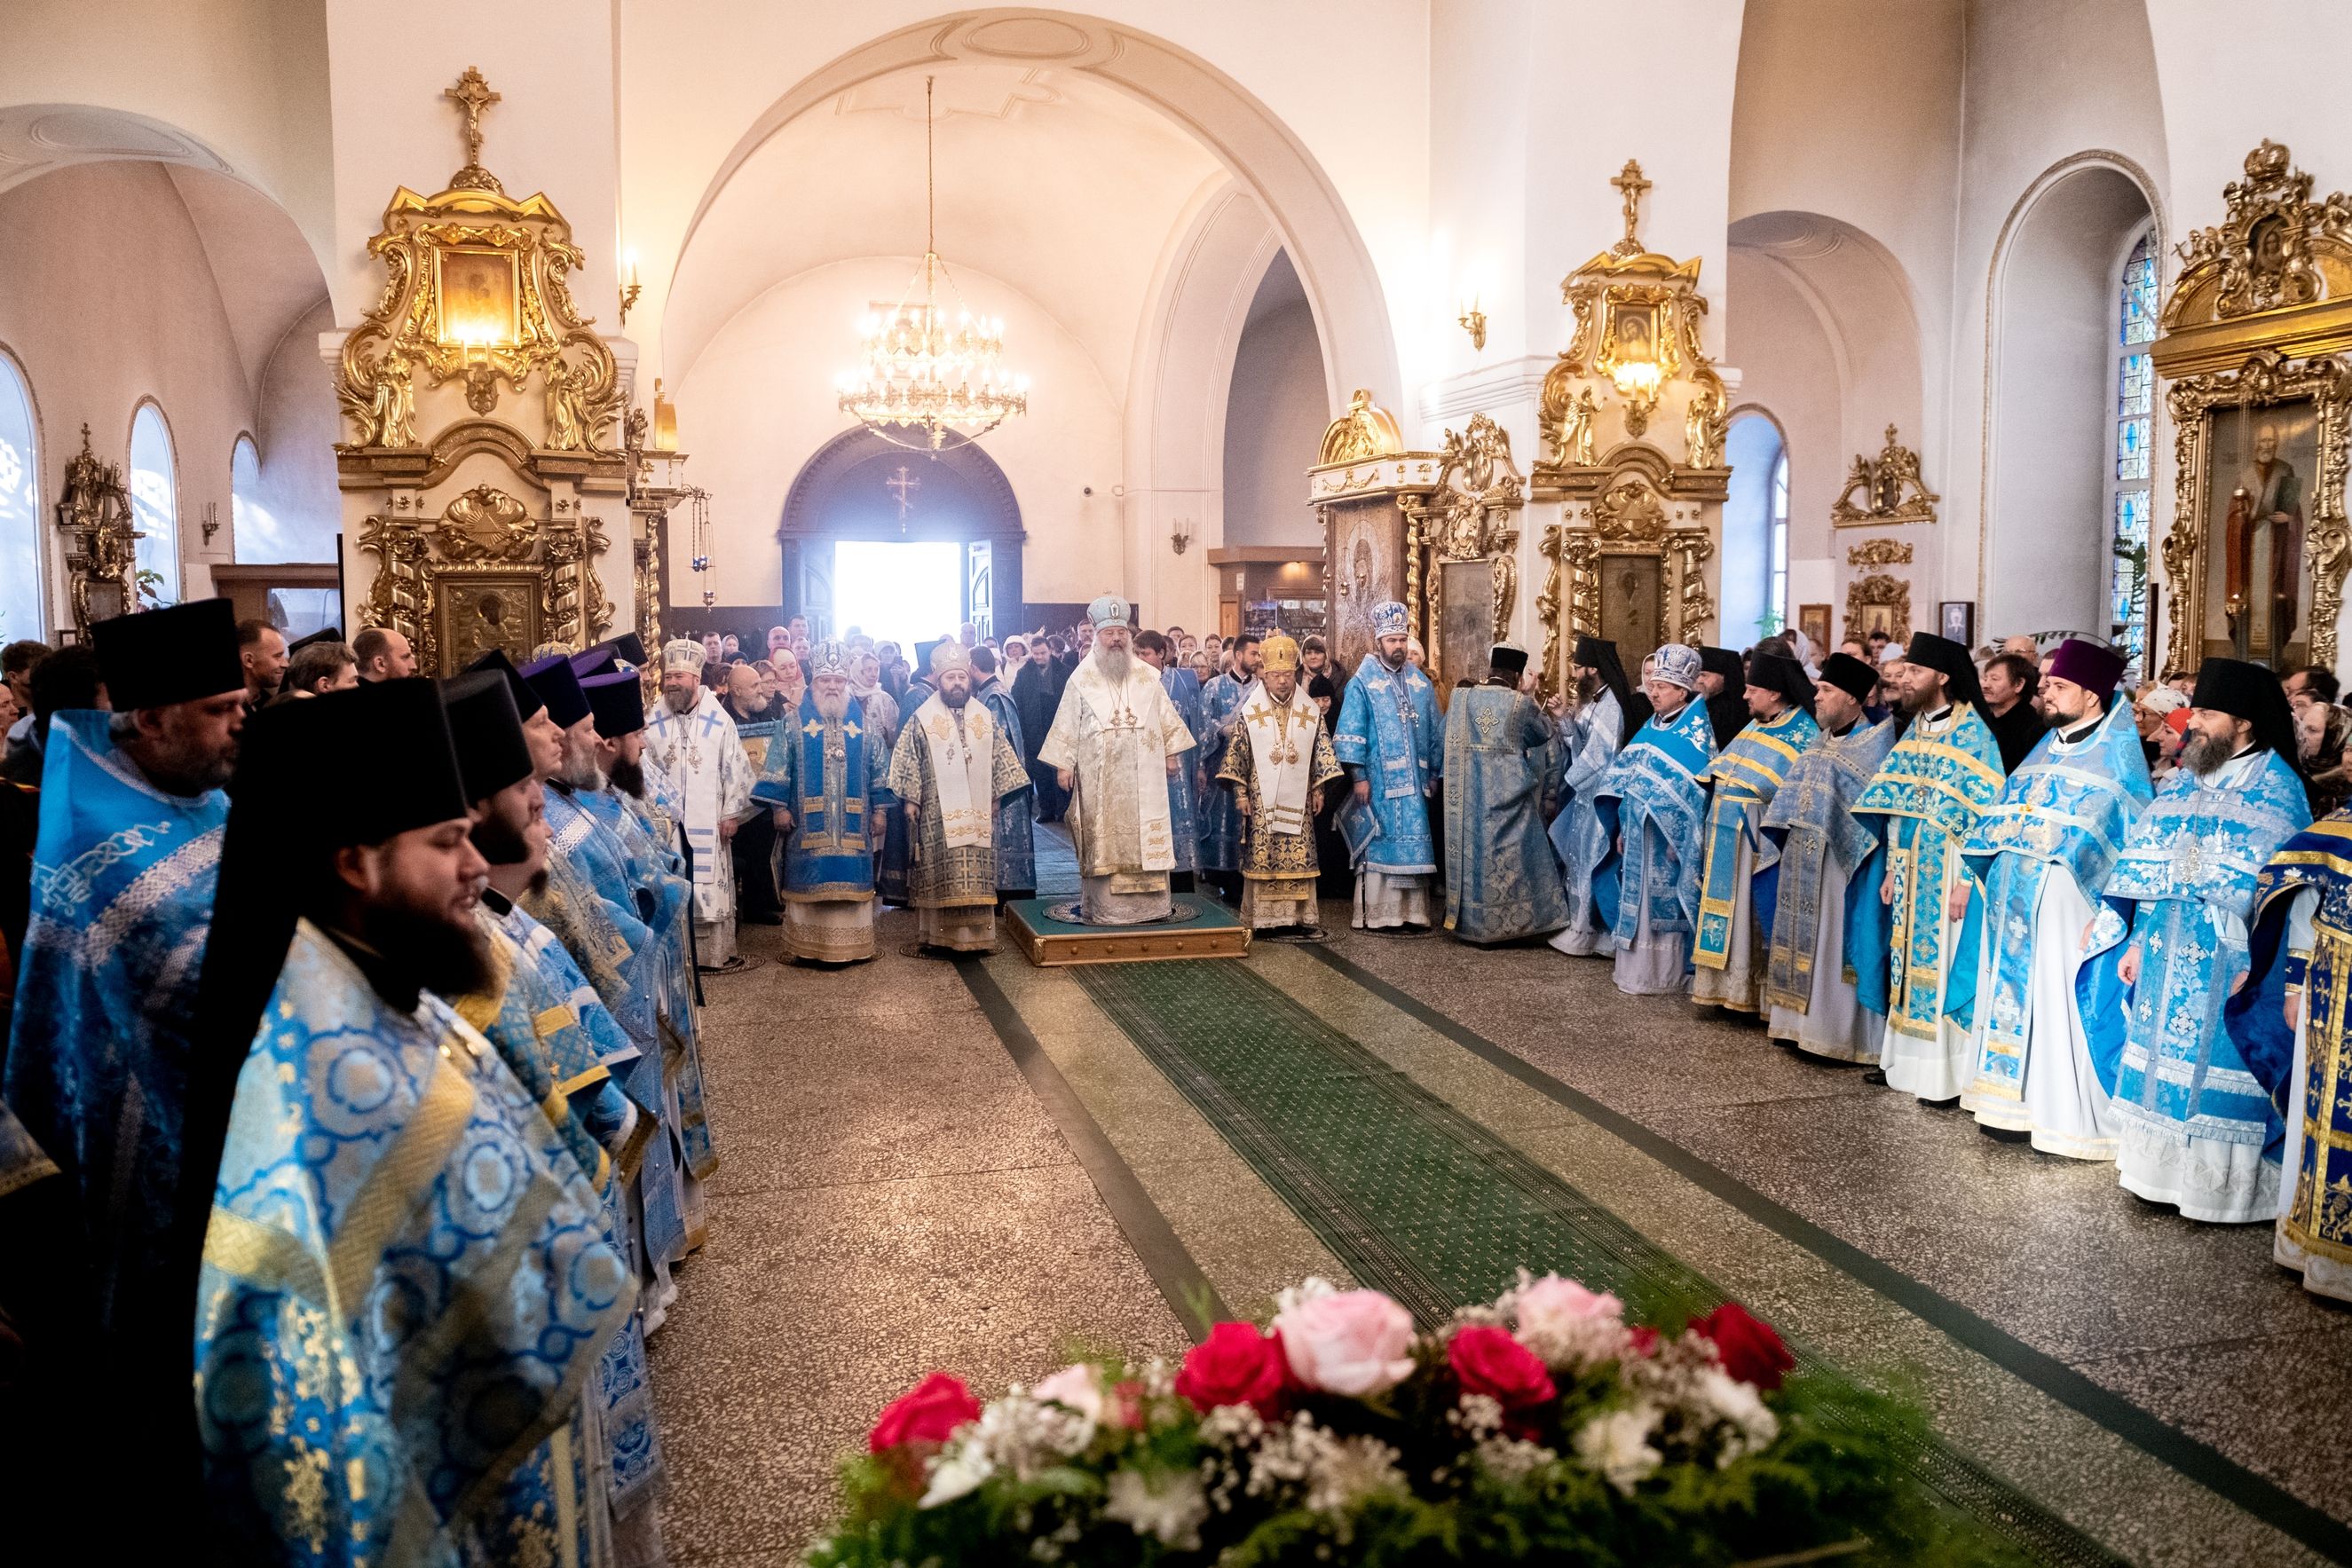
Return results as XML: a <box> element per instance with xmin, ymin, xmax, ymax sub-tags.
<box><xmin>1610</xmin><ymin>159</ymin><xmax>1652</xmax><ymax>258</ymax></box>
<box><xmin>446</xmin><ymin>67</ymin><xmax>501</xmax><ymax>178</ymax></box>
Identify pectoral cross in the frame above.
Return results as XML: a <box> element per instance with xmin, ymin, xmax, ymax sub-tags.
<box><xmin>1610</xmin><ymin>159</ymin><xmax>1651</xmax><ymax>257</ymax></box>
<box><xmin>888</xmin><ymin>464</ymin><xmax>921</xmax><ymax>523</ymax></box>
<box><xmin>446</xmin><ymin>68</ymin><xmax>501</xmax><ymax>169</ymax></box>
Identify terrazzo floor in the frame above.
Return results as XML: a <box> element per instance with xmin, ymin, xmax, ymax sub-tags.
<box><xmin>646</xmin><ymin>855</ymin><xmax>2352</xmax><ymax>1566</ymax></box>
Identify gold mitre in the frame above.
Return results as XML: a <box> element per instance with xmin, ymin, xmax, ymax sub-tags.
<box><xmin>1259</xmin><ymin>634</ymin><xmax>1300</xmax><ymax>674</ymax></box>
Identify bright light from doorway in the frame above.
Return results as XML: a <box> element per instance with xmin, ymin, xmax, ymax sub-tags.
<box><xmin>833</xmin><ymin>540</ymin><xmax>962</xmax><ymax>651</ymax></box>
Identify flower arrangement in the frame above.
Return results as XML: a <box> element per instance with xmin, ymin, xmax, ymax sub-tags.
<box><xmin>812</xmin><ymin>1273</ymin><xmax>1981</xmax><ymax>1567</ymax></box>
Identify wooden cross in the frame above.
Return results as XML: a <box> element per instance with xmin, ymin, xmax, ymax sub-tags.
<box><xmin>887</xmin><ymin>463</ymin><xmax>921</xmax><ymax>521</ymax></box>
<box><xmin>446</xmin><ymin>67</ymin><xmax>501</xmax><ymax>168</ymax></box>
<box><xmin>1610</xmin><ymin>159</ymin><xmax>1652</xmax><ymax>254</ymax></box>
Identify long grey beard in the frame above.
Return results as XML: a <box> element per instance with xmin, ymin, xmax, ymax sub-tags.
<box><xmin>560</xmin><ymin>752</ymin><xmax>606</xmax><ymax>792</ymax></box>
<box><xmin>1094</xmin><ymin>646</ymin><xmax>1131</xmax><ymax>684</ymax></box>
<box><xmin>2182</xmin><ymin>729</ymin><xmax>2234</xmax><ymax>777</ymax></box>
<box><xmin>815</xmin><ymin>691</ymin><xmax>850</xmax><ymax>721</ymax></box>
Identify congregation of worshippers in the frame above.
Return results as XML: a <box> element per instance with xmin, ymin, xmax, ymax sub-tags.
<box><xmin>7</xmin><ymin>579</ymin><xmax>2352</xmax><ymax>1550</ymax></box>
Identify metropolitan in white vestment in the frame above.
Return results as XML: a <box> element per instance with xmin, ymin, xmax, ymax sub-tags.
<box><xmin>1956</xmin><ymin>640</ymin><xmax>2151</xmax><ymax>1158</ymax></box>
<box><xmin>1038</xmin><ymin>595</ymin><xmax>1197</xmax><ymax>925</ymax></box>
<box><xmin>646</xmin><ymin>639</ymin><xmax>756</xmax><ymax>967</ymax></box>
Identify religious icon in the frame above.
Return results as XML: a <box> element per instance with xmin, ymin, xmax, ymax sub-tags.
<box><xmin>1938</xmin><ymin>601</ymin><xmax>1975</xmax><ymax>646</ymax></box>
<box><xmin>1797</xmin><ymin>603</ymin><xmax>1832</xmax><ymax>650</ymax></box>
<box><xmin>1610</xmin><ymin>306</ymin><xmax>1655</xmax><ymax>365</ymax></box>
<box><xmin>438</xmin><ymin>248</ymin><xmax>519</xmax><ymax>346</ymax></box>
<box><xmin>2205</xmin><ymin>397</ymin><xmax>2317</xmax><ymax>669</ymax></box>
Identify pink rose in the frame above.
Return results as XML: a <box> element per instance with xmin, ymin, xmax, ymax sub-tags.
<box><xmin>1174</xmin><ymin>1322</ymin><xmax>1290</xmax><ymax>1415</ymax></box>
<box><xmin>1274</xmin><ymin>1288</ymin><xmax>1417</xmax><ymax>1397</ymax></box>
<box><xmin>1447</xmin><ymin>1324</ymin><xmax>1557</xmax><ymax>1410</ymax></box>
<box><xmin>1688</xmin><ymin>1303</ymin><xmax>1794</xmax><ymax>1391</ymax></box>
<box><xmin>869</xmin><ymin>1372</ymin><xmax>982</xmax><ymax>1453</ymax></box>
<box><xmin>1512</xmin><ymin>1275</ymin><xmax>1628</xmax><ymax>1369</ymax></box>
<box><xmin>1517</xmin><ymin>1275</ymin><xmax>1622</xmax><ymax>1329</ymax></box>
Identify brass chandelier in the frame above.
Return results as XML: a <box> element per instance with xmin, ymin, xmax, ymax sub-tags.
<box><xmin>838</xmin><ymin>76</ymin><xmax>1029</xmax><ymax>453</ymax></box>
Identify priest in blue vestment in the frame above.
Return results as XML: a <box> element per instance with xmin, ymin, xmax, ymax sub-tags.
<box><xmin>446</xmin><ymin>668</ymin><xmax>671</xmax><ymax>1559</ymax></box>
<box><xmin>187</xmin><ymin>681</ymin><xmax>631</xmax><ymax>1564</ymax></box>
<box><xmin>1139</xmin><ymin>630</ymin><xmax>1202</xmax><ymax>894</ymax></box>
<box><xmin>1851</xmin><ymin>633</ymin><xmax>2006</xmax><ymax>1103</ymax></box>
<box><xmin>1550</xmin><ymin>635</ymin><xmax>1650</xmax><ymax>957</ymax></box>
<box><xmin>1440</xmin><ymin>642</ymin><xmax>1568</xmax><ymax>943</ymax></box>
<box><xmin>973</xmin><ymin>645</ymin><xmax>1038</xmax><ymax>900</ymax></box>
<box><xmin>1333</xmin><ymin>602</ymin><xmax>1442</xmax><ymax>931</ymax></box>
<box><xmin>1588</xmin><ymin>642</ymin><xmax>1717</xmax><ymax>994</ymax></box>
<box><xmin>2090</xmin><ymin>658</ymin><xmax>2309</xmax><ymax>1222</ymax></box>
<box><xmin>3</xmin><ymin>597</ymin><xmax>245</xmax><ymax>1405</ymax></box>
<box><xmin>754</xmin><ymin>641</ymin><xmax>896</xmax><ymax>963</ymax></box>
<box><xmin>1196</xmin><ymin>631</ymin><xmax>1261</xmax><ymax>902</ymax></box>
<box><xmin>1761</xmin><ymin>653</ymin><xmax>1896</xmax><ymax>1060</ymax></box>
<box><xmin>1693</xmin><ymin>653</ymin><xmax>1819</xmax><ymax>1012</ymax></box>
<box><xmin>1957</xmin><ymin>639</ymin><xmax>2151</xmax><ymax>1157</ymax></box>
<box><xmin>2230</xmin><ymin>806</ymin><xmax>2352</xmax><ymax>1300</ymax></box>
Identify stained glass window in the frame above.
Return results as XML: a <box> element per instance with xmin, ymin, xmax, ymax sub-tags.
<box><xmin>0</xmin><ymin>356</ymin><xmax>39</xmax><ymax>643</ymax></box>
<box><xmin>130</xmin><ymin>403</ymin><xmax>179</xmax><ymax>606</ymax></box>
<box><xmin>2109</xmin><ymin>232</ymin><xmax>2157</xmax><ymax>670</ymax></box>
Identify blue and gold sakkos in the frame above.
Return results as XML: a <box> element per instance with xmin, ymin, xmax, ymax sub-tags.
<box><xmin>752</xmin><ymin>688</ymin><xmax>894</xmax><ymax>899</ymax></box>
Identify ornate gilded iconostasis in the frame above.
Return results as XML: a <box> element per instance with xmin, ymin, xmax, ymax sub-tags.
<box><xmin>1831</xmin><ymin>425</ymin><xmax>1939</xmax><ymax>650</ymax></box>
<box><xmin>2153</xmin><ymin>140</ymin><xmax>2352</xmax><ymax>677</ymax></box>
<box><xmin>335</xmin><ymin>69</ymin><xmax>688</xmax><ymax>674</ymax></box>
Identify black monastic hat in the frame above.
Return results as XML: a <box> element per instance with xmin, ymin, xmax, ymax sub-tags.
<box><xmin>441</xmin><ymin>670</ymin><xmax>534</xmax><ymax>802</ymax></box>
<box><xmin>2191</xmin><ymin>657</ymin><xmax>2299</xmax><ymax>760</ymax></box>
<box><xmin>1902</xmin><ymin>633</ymin><xmax>1985</xmax><ymax>708</ymax></box>
<box><xmin>1817</xmin><ymin>651</ymin><xmax>1878</xmax><ymax>705</ymax></box>
<box><xmin>520</xmin><ymin>651</ymin><xmax>592</xmax><ymax>729</ymax></box>
<box><xmin>1572</xmin><ymin>634</ymin><xmax>1649</xmax><ymax>745</ymax></box>
<box><xmin>581</xmin><ymin>669</ymin><xmax>647</xmax><ymax>739</ymax></box>
<box><xmin>466</xmin><ymin>647</ymin><xmax>545</xmax><ymax>722</ymax></box>
<box><xmin>1747</xmin><ymin>651</ymin><xmax>1815</xmax><ymax>710</ymax></box>
<box><xmin>90</xmin><ymin>597</ymin><xmax>243</xmax><ymax>711</ymax></box>
<box><xmin>1698</xmin><ymin>645</ymin><xmax>1745</xmax><ymax>684</ymax></box>
<box><xmin>284</xmin><ymin>626</ymin><xmax>344</xmax><ymax>656</ymax></box>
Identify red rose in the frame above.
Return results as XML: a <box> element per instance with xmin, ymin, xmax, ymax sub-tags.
<box><xmin>1447</xmin><ymin>1325</ymin><xmax>1557</xmax><ymax>1410</ymax></box>
<box><xmin>1174</xmin><ymin>1322</ymin><xmax>1290</xmax><ymax>1416</ymax></box>
<box><xmin>868</xmin><ymin>1371</ymin><xmax>982</xmax><ymax>1453</ymax></box>
<box><xmin>1689</xmin><ymin>1303</ymin><xmax>1795</xmax><ymax>1391</ymax></box>
<box><xmin>1626</xmin><ymin>1326</ymin><xmax>1660</xmax><ymax>1359</ymax></box>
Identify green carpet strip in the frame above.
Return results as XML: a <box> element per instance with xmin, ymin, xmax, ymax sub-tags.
<box><xmin>1071</xmin><ymin>958</ymin><xmax>2125</xmax><ymax>1568</ymax></box>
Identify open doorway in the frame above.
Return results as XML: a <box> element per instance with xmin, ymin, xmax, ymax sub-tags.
<box><xmin>833</xmin><ymin>540</ymin><xmax>966</xmax><ymax>649</ymax></box>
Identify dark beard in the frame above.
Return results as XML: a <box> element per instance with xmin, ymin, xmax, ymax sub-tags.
<box><xmin>368</xmin><ymin>900</ymin><xmax>493</xmax><ymax>998</ymax></box>
<box><xmin>609</xmin><ymin>757</ymin><xmax>645</xmax><ymax>798</ymax></box>
<box><xmin>470</xmin><ymin>812</ymin><xmax>533</xmax><ymax>866</ymax></box>
<box><xmin>1381</xmin><ymin>649</ymin><xmax>1407</xmax><ymax>670</ymax></box>
<box><xmin>942</xmin><ymin>688</ymin><xmax>969</xmax><ymax>710</ymax></box>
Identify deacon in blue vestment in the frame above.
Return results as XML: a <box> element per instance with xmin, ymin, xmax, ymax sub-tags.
<box><xmin>1140</xmin><ymin>629</ymin><xmax>1203</xmax><ymax>892</ymax></box>
<box><xmin>1550</xmin><ymin>635</ymin><xmax>1651</xmax><ymax>957</ymax></box>
<box><xmin>1761</xmin><ymin>653</ymin><xmax>1896</xmax><ymax>1060</ymax></box>
<box><xmin>1196</xmin><ymin>631</ymin><xmax>1261</xmax><ymax>901</ymax></box>
<box><xmin>2090</xmin><ymin>658</ymin><xmax>2309</xmax><ymax>1222</ymax></box>
<box><xmin>1333</xmin><ymin>602</ymin><xmax>1442</xmax><ymax>931</ymax></box>
<box><xmin>188</xmin><ymin>682</ymin><xmax>631</xmax><ymax>1565</ymax></box>
<box><xmin>1851</xmin><ymin>633</ymin><xmax>2006</xmax><ymax>1102</ymax></box>
<box><xmin>2</xmin><ymin>598</ymin><xmax>245</xmax><ymax>1388</ymax></box>
<box><xmin>1693</xmin><ymin>653</ymin><xmax>1819</xmax><ymax>1012</ymax></box>
<box><xmin>1957</xmin><ymin>640</ymin><xmax>2151</xmax><ymax>1157</ymax></box>
<box><xmin>1588</xmin><ymin>643</ymin><xmax>1717</xmax><ymax>994</ymax></box>
<box><xmin>974</xmin><ymin>647</ymin><xmax>1038</xmax><ymax>899</ymax></box>
<box><xmin>2230</xmin><ymin>808</ymin><xmax>2352</xmax><ymax>1300</ymax></box>
<box><xmin>753</xmin><ymin>641</ymin><xmax>896</xmax><ymax>963</ymax></box>
<box><xmin>1440</xmin><ymin>642</ymin><xmax>1569</xmax><ymax>943</ymax></box>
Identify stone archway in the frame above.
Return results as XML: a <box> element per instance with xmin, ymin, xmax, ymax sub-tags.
<box><xmin>777</xmin><ymin>428</ymin><xmax>1027</xmax><ymax>638</ymax></box>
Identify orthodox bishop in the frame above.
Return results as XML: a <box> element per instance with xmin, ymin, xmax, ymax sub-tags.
<box><xmin>889</xmin><ymin>641</ymin><xmax>1030</xmax><ymax>951</ymax></box>
<box><xmin>1217</xmin><ymin>633</ymin><xmax>1343</xmax><ymax>933</ymax></box>
<box><xmin>1589</xmin><ymin>642</ymin><xmax>1717</xmax><ymax>993</ymax></box>
<box><xmin>1038</xmin><ymin>595</ymin><xmax>1197</xmax><ymax>925</ymax></box>
<box><xmin>753</xmin><ymin>642</ymin><xmax>894</xmax><ymax>963</ymax></box>
<box><xmin>1333</xmin><ymin>601</ymin><xmax>1442</xmax><ymax>931</ymax></box>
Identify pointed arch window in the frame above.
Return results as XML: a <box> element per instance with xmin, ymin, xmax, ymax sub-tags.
<box><xmin>129</xmin><ymin>402</ymin><xmax>179</xmax><ymax>606</ymax></box>
<box><xmin>2108</xmin><ymin>230</ymin><xmax>2157</xmax><ymax>670</ymax></box>
<box><xmin>0</xmin><ymin>353</ymin><xmax>39</xmax><ymax>642</ymax></box>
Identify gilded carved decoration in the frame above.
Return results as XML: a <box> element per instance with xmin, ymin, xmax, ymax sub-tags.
<box><xmin>1401</xmin><ymin>414</ymin><xmax>1521</xmax><ymax>689</ymax></box>
<box><xmin>358</xmin><ymin>491</ymin><xmax>612</xmax><ymax>674</ymax></box>
<box><xmin>1320</xmin><ymin>388</ymin><xmax>1404</xmax><ymax>465</ymax></box>
<box><xmin>1846</xmin><ymin>537</ymin><xmax>1914</xmax><ymax>569</ymax></box>
<box><xmin>1843</xmin><ymin>572</ymin><xmax>1911</xmax><ymax>645</ymax></box>
<box><xmin>1831</xmin><ymin>426</ymin><xmax>1938</xmax><ymax>526</ymax></box>
<box><xmin>52</xmin><ymin>423</ymin><xmax>137</xmax><ymax>634</ymax></box>
<box><xmin>2154</xmin><ymin>142</ymin><xmax>2352</xmax><ymax>674</ymax></box>
<box><xmin>1536</xmin><ymin>455</ymin><xmax>1716</xmax><ymax>698</ymax></box>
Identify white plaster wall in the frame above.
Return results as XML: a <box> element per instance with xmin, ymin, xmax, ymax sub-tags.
<box><xmin>1725</xmin><ymin>249</ymin><xmax>1843</xmax><ymax>626</ymax></box>
<box><xmin>1222</xmin><ymin>301</ymin><xmax>1328</xmax><ymax>549</ymax></box>
<box><xmin>236</xmin><ymin>295</ymin><xmax>342</xmax><ymax>563</ymax></box>
<box><xmin>672</xmin><ymin>257</ymin><xmax>1125</xmax><ymax>609</ymax></box>
<box><xmin>0</xmin><ymin>162</ymin><xmax>300</xmax><ymax>622</ymax></box>
<box><xmin>0</xmin><ymin>0</ymin><xmax>335</xmax><ymax>266</ymax></box>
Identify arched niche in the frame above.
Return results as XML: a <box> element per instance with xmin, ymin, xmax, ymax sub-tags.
<box><xmin>1983</xmin><ymin>155</ymin><xmax>2162</xmax><ymax>640</ymax></box>
<box><xmin>776</xmin><ymin>428</ymin><xmax>1026</xmax><ymax>637</ymax></box>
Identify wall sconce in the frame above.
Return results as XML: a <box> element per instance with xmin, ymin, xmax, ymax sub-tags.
<box><xmin>619</xmin><ymin>249</ymin><xmax>642</xmax><ymax>327</ymax></box>
<box><xmin>1457</xmin><ymin>295</ymin><xmax>1487</xmax><ymax>351</ymax></box>
<box><xmin>201</xmin><ymin>500</ymin><xmax>220</xmax><ymax>548</ymax></box>
<box><xmin>1171</xmin><ymin>516</ymin><xmax>1194</xmax><ymax>555</ymax></box>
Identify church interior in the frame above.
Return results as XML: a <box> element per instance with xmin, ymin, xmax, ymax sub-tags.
<box><xmin>9</xmin><ymin>4</ymin><xmax>2352</xmax><ymax>1564</ymax></box>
